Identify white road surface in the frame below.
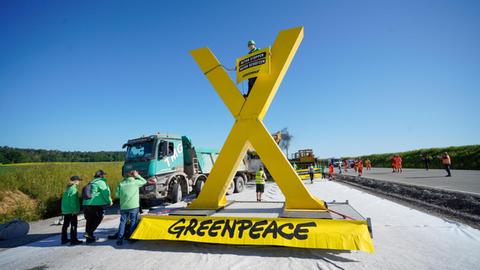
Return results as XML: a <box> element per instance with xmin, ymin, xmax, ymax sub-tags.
<box><xmin>1</xmin><ymin>180</ymin><xmax>479</xmax><ymax>270</ymax></box>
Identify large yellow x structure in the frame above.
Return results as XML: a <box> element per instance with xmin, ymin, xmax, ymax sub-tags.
<box><xmin>188</xmin><ymin>27</ymin><xmax>327</xmax><ymax>211</ymax></box>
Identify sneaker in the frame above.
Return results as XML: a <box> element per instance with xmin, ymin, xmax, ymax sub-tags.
<box><xmin>85</xmin><ymin>236</ymin><xmax>96</xmax><ymax>244</ymax></box>
<box><xmin>70</xmin><ymin>239</ymin><xmax>84</xmax><ymax>245</ymax></box>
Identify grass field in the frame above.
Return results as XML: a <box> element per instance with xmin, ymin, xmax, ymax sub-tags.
<box><xmin>0</xmin><ymin>162</ymin><xmax>123</xmax><ymax>223</ymax></box>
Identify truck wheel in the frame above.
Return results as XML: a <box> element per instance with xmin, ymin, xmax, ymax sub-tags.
<box><xmin>140</xmin><ymin>199</ymin><xmax>150</xmax><ymax>209</ymax></box>
<box><xmin>194</xmin><ymin>179</ymin><xmax>205</xmax><ymax>196</ymax></box>
<box><xmin>171</xmin><ymin>182</ymin><xmax>182</xmax><ymax>203</ymax></box>
<box><xmin>234</xmin><ymin>176</ymin><xmax>245</xmax><ymax>193</ymax></box>
<box><xmin>226</xmin><ymin>181</ymin><xmax>235</xmax><ymax>195</ymax></box>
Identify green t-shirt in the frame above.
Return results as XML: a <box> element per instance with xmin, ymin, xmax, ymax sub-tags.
<box><xmin>116</xmin><ymin>176</ymin><xmax>147</xmax><ymax>210</ymax></box>
<box><xmin>61</xmin><ymin>184</ymin><xmax>80</xmax><ymax>214</ymax></box>
<box><xmin>82</xmin><ymin>178</ymin><xmax>113</xmax><ymax>206</ymax></box>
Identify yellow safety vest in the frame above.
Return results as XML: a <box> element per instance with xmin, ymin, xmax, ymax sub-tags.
<box><xmin>255</xmin><ymin>170</ymin><xmax>265</xmax><ymax>184</ymax></box>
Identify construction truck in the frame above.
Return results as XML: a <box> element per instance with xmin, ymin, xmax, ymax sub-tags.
<box><xmin>121</xmin><ymin>134</ymin><xmax>250</xmax><ymax>204</ymax></box>
<box><xmin>290</xmin><ymin>149</ymin><xmax>317</xmax><ymax>169</ymax></box>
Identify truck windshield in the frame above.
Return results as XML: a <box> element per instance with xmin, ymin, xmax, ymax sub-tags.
<box><xmin>126</xmin><ymin>142</ymin><xmax>154</xmax><ymax>161</ymax></box>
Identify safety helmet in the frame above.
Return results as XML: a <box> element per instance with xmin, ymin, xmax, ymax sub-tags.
<box><xmin>247</xmin><ymin>40</ymin><xmax>256</xmax><ymax>46</ymax></box>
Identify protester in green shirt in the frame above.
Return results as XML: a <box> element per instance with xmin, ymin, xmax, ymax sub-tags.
<box><xmin>320</xmin><ymin>165</ymin><xmax>326</xmax><ymax>179</ymax></box>
<box><xmin>115</xmin><ymin>170</ymin><xmax>147</xmax><ymax>245</ymax></box>
<box><xmin>246</xmin><ymin>39</ymin><xmax>259</xmax><ymax>97</ymax></box>
<box><xmin>60</xmin><ymin>175</ymin><xmax>83</xmax><ymax>245</ymax></box>
<box><xmin>83</xmin><ymin>170</ymin><xmax>112</xmax><ymax>244</ymax></box>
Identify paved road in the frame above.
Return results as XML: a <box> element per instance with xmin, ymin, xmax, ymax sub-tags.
<box><xmin>339</xmin><ymin>167</ymin><xmax>480</xmax><ymax>196</ymax></box>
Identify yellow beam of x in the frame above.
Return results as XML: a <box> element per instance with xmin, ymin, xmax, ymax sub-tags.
<box><xmin>188</xmin><ymin>26</ymin><xmax>327</xmax><ymax>211</ymax></box>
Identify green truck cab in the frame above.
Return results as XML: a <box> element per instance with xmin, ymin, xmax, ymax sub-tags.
<box><xmin>122</xmin><ymin>134</ymin><xmax>249</xmax><ymax>204</ymax></box>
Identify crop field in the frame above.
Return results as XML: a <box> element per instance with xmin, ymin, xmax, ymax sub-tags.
<box><xmin>0</xmin><ymin>162</ymin><xmax>123</xmax><ymax>223</ymax></box>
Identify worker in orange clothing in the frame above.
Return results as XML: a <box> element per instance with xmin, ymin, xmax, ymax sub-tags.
<box><xmin>397</xmin><ymin>155</ymin><xmax>403</xmax><ymax>173</ymax></box>
<box><xmin>365</xmin><ymin>159</ymin><xmax>372</xmax><ymax>170</ymax></box>
<box><xmin>354</xmin><ymin>159</ymin><xmax>358</xmax><ymax>172</ymax></box>
<box><xmin>343</xmin><ymin>160</ymin><xmax>348</xmax><ymax>172</ymax></box>
<box><xmin>328</xmin><ymin>163</ymin><xmax>334</xmax><ymax>180</ymax></box>
<box><xmin>358</xmin><ymin>160</ymin><xmax>364</xmax><ymax>176</ymax></box>
<box><xmin>391</xmin><ymin>155</ymin><xmax>397</xmax><ymax>173</ymax></box>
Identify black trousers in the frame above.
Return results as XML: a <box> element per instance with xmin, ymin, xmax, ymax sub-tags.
<box><xmin>84</xmin><ymin>205</ymin><xmax>104</xmax><ymax>238</ymax></box>
<box><xmin>309</xmin><ymin>172</ymin><xmax>314</xmax><ymax>181</ymax></box>
<box><xmin>247</xmin><ymin>77</ymin><xmax>257</xmax><ymax>96</ymax></box>
<box><xmin>61</xmin><ymin>214</ymin><xmax>78</xmax><ymax>241</ymax></box>
<box><xmin>444</xmin><ymin>165</ymin><xmax>451</xmax><ymax>176</ymax></box>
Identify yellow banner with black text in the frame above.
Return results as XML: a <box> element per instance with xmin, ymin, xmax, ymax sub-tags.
<box><xmin>131</xmin><ymin>215</ymin><xmax>374</xmax><ymax>253</ymax></box>
<box><xmin>236</xmin><ymin>48</ymin><xmax>271</xmax><ymax>83</ymax></box>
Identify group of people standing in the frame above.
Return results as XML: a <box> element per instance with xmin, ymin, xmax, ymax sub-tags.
<box><xmin>60</xmin><ymin>169</ymin><xmax>147</xmax><ymax>246</ymax></box>
<box><xmin>341</xmin><ymin>159</ymin><xmax>371</xmax><ymax>177</ymax></box>
<box><xmin>391</xmin><ymin>155</ymin><xmax>403</xmax><ymax>173</ymax></box>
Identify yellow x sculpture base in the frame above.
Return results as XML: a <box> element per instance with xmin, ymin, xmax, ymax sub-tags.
<box><xmin>132</xmin><ymin>27</ymin><xmax>374</xmax><ymax>253</ymax></box>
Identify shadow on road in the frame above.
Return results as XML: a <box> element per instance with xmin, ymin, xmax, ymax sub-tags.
<box><xmin>16</xmin><ymin>226</ymin><xmax>358</xmax><ymax>269</ymax></box>
<box><xmin>95</xmin><ymin>238</ymin><xmax>359</xmax><ymax>266</ymax></box>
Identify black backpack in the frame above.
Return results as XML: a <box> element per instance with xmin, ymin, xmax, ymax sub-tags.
<box><xmin>82</xmin><ymin>181</ymin><xmax>94</xmax><ymax>200</ymax></box>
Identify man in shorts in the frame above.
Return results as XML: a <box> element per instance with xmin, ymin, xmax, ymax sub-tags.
<box><xmin>255</xmin><ymin>167</ymin><xmax>266</xmax><ymax>202</ymax></box>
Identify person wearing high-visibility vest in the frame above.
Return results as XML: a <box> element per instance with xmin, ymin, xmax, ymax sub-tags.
<box><xmin>328</xmin><ymin>163</ymin><xmax>334</xmax><ymax>180</ymax></box>
<box><xmin>255</xmin><ymin>167</ymin><xmax>266</xmax><ymax>202</ymax></box>
<box><xmin>358</xmin><ymin>160</ymin><xmax>364</xmax><ymax>177</ymax></box>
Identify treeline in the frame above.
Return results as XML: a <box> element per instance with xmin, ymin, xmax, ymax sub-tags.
<box><xmin>0</xmin><ymin>146</ymin><xmax>125</xmax><ymax>164</ymax></box>
<box><xmin>344</xmin><ymin>145</ymin><xmax>480</xmax><ymax>170</ymax></box>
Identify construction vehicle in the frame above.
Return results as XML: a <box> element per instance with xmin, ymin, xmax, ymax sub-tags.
<box><xmin>290</xmin><ymin>149</ymin><xmax>316</xmax><ymax>169</ymax></box>
<box><xmin>121</xmin><ymin>134</ymin><xmax>250</xmax><ymax>204</ymax></box>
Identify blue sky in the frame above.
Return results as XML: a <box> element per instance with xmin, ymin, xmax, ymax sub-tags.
<box><xmin>1</xmin><ymin>0</ymin><xmax>479</xmax><ymax>158</ymax></box>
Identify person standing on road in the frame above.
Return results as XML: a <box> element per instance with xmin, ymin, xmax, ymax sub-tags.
<box><xmin>320</xmin><ymin>165</ymin><xmax>326</xmax><ymax>179</ymax></box>
<box><xmin>83</xmin><ymin>170</ymin><xmax>112</xmax><ymax>244</ymax></box>
<box><xmin>365</xmin><ymin>159</ymin><xmax>372</xmax><ymax>170</ymax></box>
<box><xmin>391</xmin><ymin>155</ymin><xmax>397</xmax><ymax>173</ymax></box>
<box><xmin>343</xmin><ymin>160</ymin><xmax>348</xmax><ymax>172</ymax></box>
<box><xmin>255</xmin><ymin>167</ymin><xmax>266</xmax><ymax>202</ymax></box>
<box><xmin>115</xmin><ymin>170</ymin><xmax>147</xmax><ymax>245</ymax></box>
<box><xmin>328</xmin><ymin>163</ymin><xmax>334</xmax><ymax>180</ymax></box>
<box><xmin>245</xmin><ymin>40</ymin><xmax>259</xmax><ymax>97</ymax></box>
<box><xmin>397</xmin><ymin>155</ymin><xmax>403</xmax><ymax>173</ymax></box>
<box><xmin>61</xmin><ymin>175</ymin><xmax>83</xmax><ymax>245</ymax></box>
<box><xmin>421</xmin><ymin>154</ymin><xmax>431</xmax><ymax>171</ymax></box>
<box><xmin>338</xmin><ymin>161</ymin><xmax>342</xmax><ymax>174</ymax></box>
<box><xmin>308</xmin><ymin>165</ymin><xmax>315</xmax><ymax>184</ymax></box>
<box><xmin>358</xmin><ymin>160</ymin><xmax>364</xmax><ymax>177</ymax></box>
<box><xmin>441</xmin><ymin>152</ymin><xmax>452</xmax><ymax>177</ymax></box>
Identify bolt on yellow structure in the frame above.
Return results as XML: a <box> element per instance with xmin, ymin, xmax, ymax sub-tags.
<box><xmin>132</xmin><ymin>26</ymin><xmax>374</xmax><ymax>253</ymax></box>
<box><xmin>188</xmin><ymin>26</ymin><xmax>327</xmax><ymax>211</ymax></box>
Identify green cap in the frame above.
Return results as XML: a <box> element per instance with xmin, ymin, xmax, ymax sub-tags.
<box><xmin>247</xmin><ymin>40</ymin><xmax>256</xmax><ymax>46</ymax></box>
